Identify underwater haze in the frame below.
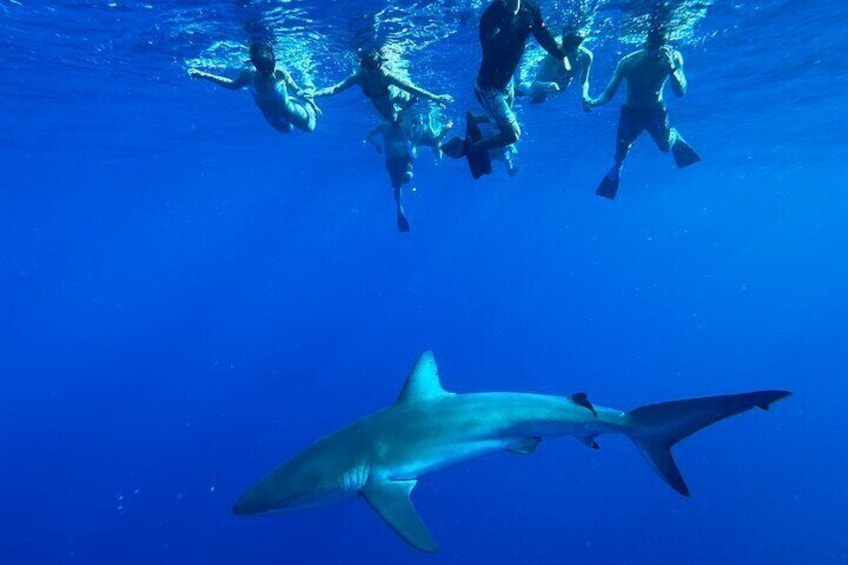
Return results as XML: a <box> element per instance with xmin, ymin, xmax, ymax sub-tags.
<box><xmin>1</xmin><ymin>0</ymin><xmax>846</xmax><ymax>563</ymax></box>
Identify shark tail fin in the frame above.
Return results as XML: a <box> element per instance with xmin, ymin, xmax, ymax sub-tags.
<box><xmin>625</xmin><ymin>390</ymin><xmax>791</xmax><ymax>497</ymax></box>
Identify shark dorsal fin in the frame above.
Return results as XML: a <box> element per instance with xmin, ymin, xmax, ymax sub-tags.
<box><xmin>397</xmin><ymin>351</ymin><xmax>451</xmax><ymax>405</ymax></box>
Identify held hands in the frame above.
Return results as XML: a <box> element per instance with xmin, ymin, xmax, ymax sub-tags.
<box><xmin>436</xmin><ymin>94</ymin><xmax>454</xmax><ymax>106</ymax></box>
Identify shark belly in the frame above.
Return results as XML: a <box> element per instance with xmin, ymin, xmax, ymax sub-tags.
<box><xmin>386</xmin><ymin>438</ymin><xmax>512</xmax><ymax>480</ymax></box>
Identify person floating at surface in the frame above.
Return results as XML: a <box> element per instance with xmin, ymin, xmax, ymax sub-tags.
<box><xmin>442</xmin><ymin>0</ymin><xmax>571</xmax><ymax>178</ymax></box>
<box><xmin>308</xmin><ymin>49</ymin><xmax>453</xmax><ymax>123</ymax></box>
<box><xmin>365</xmin><ymin>120</ymin><xmax>417</xmax><ymax>232</ymax></box>
<box><xmin>188</xmin><ymin>42</ymin><xmax>319</xmax><ymax>133</ymax></box>
<box><xmin>516</xmin><ymin>28</ymin><xmax>593</xmax><ymax>105</ymax></box>
<box><xmin>584</xmin><ymin>26</ymin><xmax>700</xmax><ymax>199</ymax></box>
<box><xmin>397</xmin><ymin>103</ymin><xmax>454</xmax><ymax>160</ymax></box>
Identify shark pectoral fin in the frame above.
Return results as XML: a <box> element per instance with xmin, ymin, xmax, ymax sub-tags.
<box><xmin>579</xmin><ymin>434</ymin><xmax>600</xmax><ymax>449</ymax></box>
<box><xmin>362</xmin><ymin>479</ymin><xmax>439</xmax><ymax>553</ymax></box>
<box><xmin>508</xmin><ymin>436</ymin><xmax>542</xmax><ymax>454</ymax></box>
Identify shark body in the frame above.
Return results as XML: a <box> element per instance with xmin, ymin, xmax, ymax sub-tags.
<box><xmin>234</xmin><ymin>351</ymin><xmax>790</xmax><ymax>552</ymax></box>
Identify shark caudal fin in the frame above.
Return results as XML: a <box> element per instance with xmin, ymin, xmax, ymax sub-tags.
<box><xmin>625</xmin><ymin>390</ymin><xmax>791</xmax><ymax>496</ymax></box>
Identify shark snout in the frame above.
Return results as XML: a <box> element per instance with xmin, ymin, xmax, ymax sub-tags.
<box><xmin>232</xmin><ymin>490</ymin><xmax>273</xmax><ymax>516</ymax></box>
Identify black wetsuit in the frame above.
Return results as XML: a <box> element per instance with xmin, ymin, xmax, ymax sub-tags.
<box><xmin>477</xmin><ymin>0</ymin><xmax>564</xmax><ymax>91</ymax></box>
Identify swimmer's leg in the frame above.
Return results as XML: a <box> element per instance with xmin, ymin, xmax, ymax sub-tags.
<box><xmin>387</xmin><ymin>156</ymin><xmax>413</xmax><ymax>232</ymax></box>
<box><xmin>597</xmin><ymin>106</ymin><xmax>643</xmax><ymax>200</ymax></box>
<box><xmin>287</xmin><ymin>100</ymin><xmax>317</xmax><ymax>132</ymax></box>
<box><xmin>394</xmin><ymin>183</ymin><xmax>411</xmax><ymax>232</ymax></box>
<box><xmin>645</xmin><ymin>107</ymin><xmax>701</xmax><ymax>168</ymax></box>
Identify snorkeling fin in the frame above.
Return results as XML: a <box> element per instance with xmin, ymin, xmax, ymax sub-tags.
<box><xmin>440</xmin><ymin>137</ymin><xmax>466</xmax><ymax>159</ymax></box>
<box><xmin>596</xmin><ymin>171</ymin><xmax>620</xmax><ymax>200</ymax></box>
<box><xmin>671</xmin><ymin>136</ymin><xmax>701</xmax><ymax>168</ymax></box>
<box><xmin>464</xmin><ymin>112</ymin><xmax>492</xmax><ymax>179</ymax></box>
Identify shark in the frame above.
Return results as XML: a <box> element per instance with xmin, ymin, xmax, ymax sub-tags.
<box><xmin>233</xmin><ymin>351</ymin><xmax>790</xmax><ymax>552</ymax></box>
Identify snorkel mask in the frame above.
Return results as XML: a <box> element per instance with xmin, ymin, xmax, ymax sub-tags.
<box><xmin>359</xmin><ymin>50</ymin><xmax>384</xmax><ymax>72</ymax></box>
<box><xmin>646</xmin><ymin>27</ymin><xmax>667</xmax><ymax>53</ymax></box>
<box><xmin>250</xmin><ymin>42</ymin><xmax>276</xmax><ymax>74</ymax></box>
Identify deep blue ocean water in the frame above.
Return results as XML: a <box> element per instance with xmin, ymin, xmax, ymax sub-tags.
<box><xmin>1</xmin><ymin>0</ymin><xmax>846</xmax><ymax>563</ymax></box>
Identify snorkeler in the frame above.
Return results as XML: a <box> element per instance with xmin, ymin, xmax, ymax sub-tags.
<box><xmin>188</xmin><ymin>42</ymin><xmax>319</xmax><ymax>133</ymax></box>
<box><xmin>366</xmin><ymin>120</ymin><xmax>416</xmax><ymax>232</ymax></box>
<box><xmin>584</xmin><ymin>27</ymin><xmax>700</xmax><ymax>199</ymax></box>
<box><xmin>363</xmin><ymin>104</ymin><xmax>453</xmax><ymax>232</ymax></box>
<box><xmin>397</xmin><ymin>103</ymin><xmax>454</xmax><ymax>160</ymax></box>
<box><xmin>442</xmin><ymin>0</ymin><xmax>571</xmax><ymax>178</ymax></box>
<box><xmin>516</xmin><ymin>28</ymin><xmax>593</xmax><ymax>105</ymax></box>
<box><xmin>308</xmin><ymin>50</ymin><xmax>453</xmax><ymax>123</ymax></box>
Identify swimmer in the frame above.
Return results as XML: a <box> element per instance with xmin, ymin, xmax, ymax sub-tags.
<box><xmin>188</xmin><ymin>42</ymin><xmax>319</xmax><ymax>133</ymax></box>
<box><xmin>585</xmin><ymin>26</ymin><xmax>700</xmax><ymax>199</ymax></box>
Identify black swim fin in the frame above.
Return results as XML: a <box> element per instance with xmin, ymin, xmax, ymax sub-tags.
<box><xmin>440</xmin><ymin>137</ymin><xmax>466</xmax><ymax>159</ymax></box>
<box><xmin>671</xmin><ymin>138</ymin><xmax>701</xmax><ymax>168</ymax></box>
<box><xmin>464</xmin><ymin>112</ymin><xmax>492</xmax><ymax>180</ymax></box>
<box><xmin>596</xmin><ymin>172</ymin><xmax>620</xmax><ymax>200</ymax></box>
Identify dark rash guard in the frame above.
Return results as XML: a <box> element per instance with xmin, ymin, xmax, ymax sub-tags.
<box><xmin>477</xmin><ymin>0</ymin><xmax>564</xmax><ymax>90</ymax></box>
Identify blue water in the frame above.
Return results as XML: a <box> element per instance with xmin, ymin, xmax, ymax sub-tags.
<box><xmin>2</xmin><ymin>0</ymin><xmax>846</xmax><ymax>563</ymax></box>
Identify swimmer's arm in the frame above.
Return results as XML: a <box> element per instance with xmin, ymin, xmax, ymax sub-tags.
<box><xmin>479</xmin><ymin>2</ymin><xmax>501</xmax><ymax>47</ymax></box>
<box><xmin>386</xmin><ymin>74</ymin><xmax>453</xmax><ymax>105</ymax></box>
<box><xmin>578</xmin><ymin>48</ymin><xmax>593</xmax><ymax>100</ymax></box>
<box><xmin>668</xmin><ymin>50</ymin><xmax>687</xmax><ymax>97</ymax></box>
<box><xmin>188</xmin><ymin>68</ymin><xmax>252</xmax><ymax>90</ymax></box>
<box><xmin>586</xmin><ymin>56</ymin><xmax>627</xmax><ymax>107</ymax></box>
<box><xmin>530</xmin><ymin>6</ymin><xmax>570</xmax><ymax>71</ymax></box>
<box><xmin>526</xmin><ymin>57</ymin><xmax>561</xmax><ymax>94</ymax></box>
<box><xmin>276</xmin><ymin>69</ymin><xmax>300</xmax><ymax>92</ymax></box>
<box><xmin>515</xmin><ymin>81</ymin><xmax>533</xmax><ymax>97</ymax></box>
<box><xmin>311</xmin><ymin>71</ymin><xmax>360</xmax><ymax>97</ymax></box>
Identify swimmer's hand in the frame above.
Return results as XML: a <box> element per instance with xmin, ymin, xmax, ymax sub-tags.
<box><xmin>583</xmin><ymin>96</ymin><xmax>599</xmax><ymax>111</ymax></box>
<box><xmin>297</xmin><ymin>88</ymin><xmax>315</xmax><ymax>98</ymax></box>
<box><xmin>659</xmin><ymin>46</ymin><xmax>678</xmax><ymax>71</ymax></box>
<box><xmin>562</xmin><ymin>56</ymin><xmax>572</xmax><ymax>72</ymax></box>
<box><xmin>543</xmin><ymin>82</ymin><xmax>561</xmax><ymax>94</ymax></box>
<box><xmin>436</xmin><ymin>94</ymin><xmax>454</xmax><ymax>106</ymax></box>
<box><xmin>187</xmin><ymin>68</ymin><xmax>207</xmax><ymax>79</ymax></box>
